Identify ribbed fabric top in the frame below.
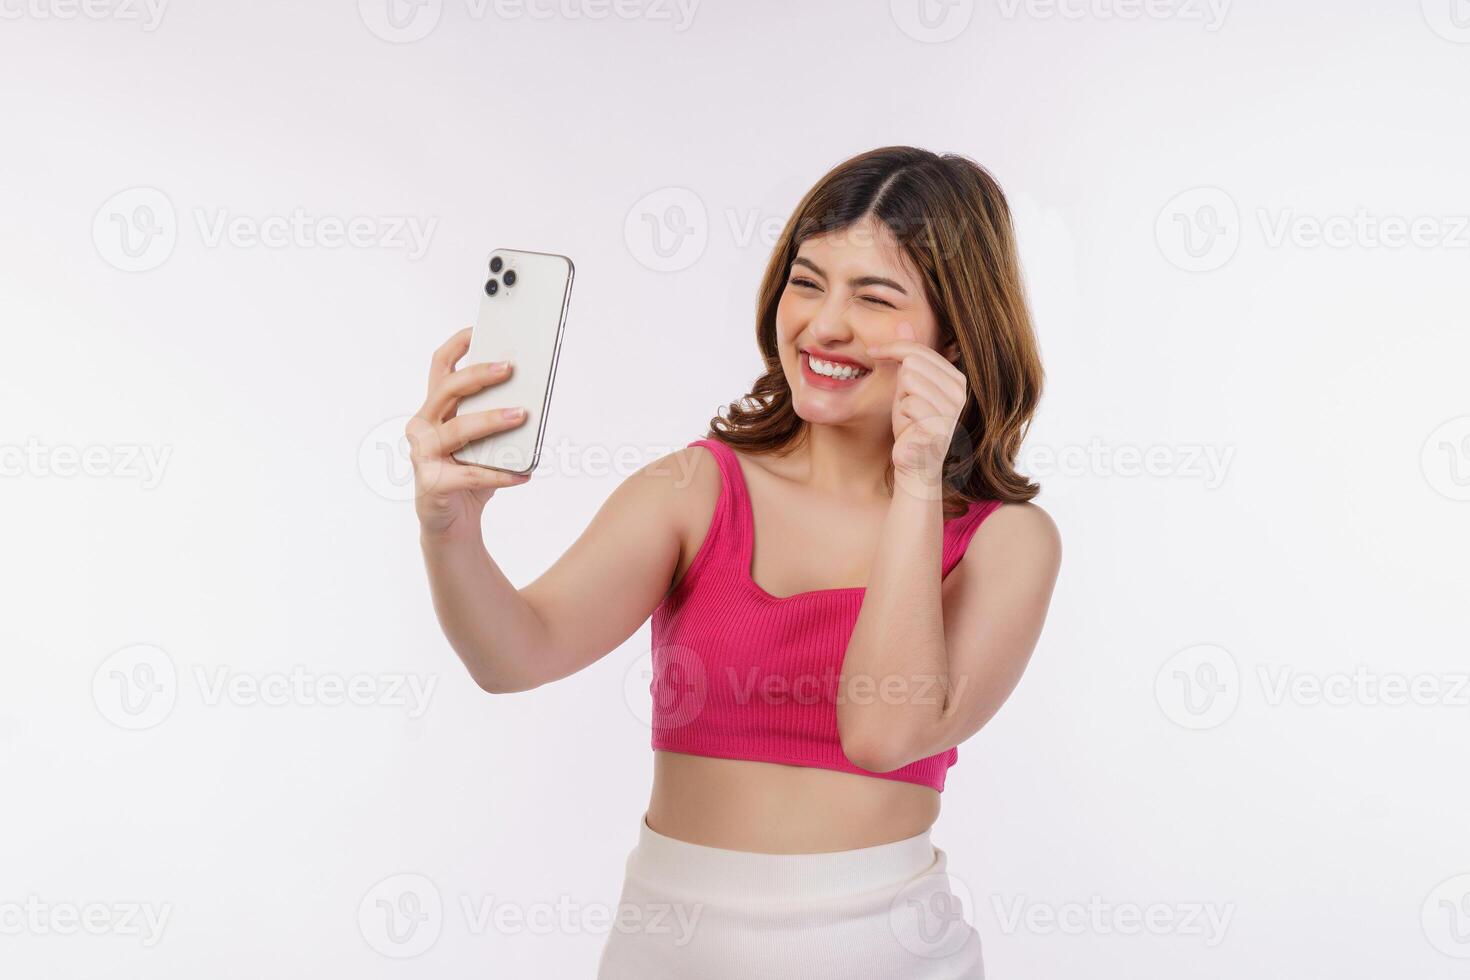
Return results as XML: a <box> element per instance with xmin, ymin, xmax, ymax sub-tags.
<box><xmin>648</xmin><ymin>437</ymin><xmax>1003</xmax><ymax>793</ymax></box>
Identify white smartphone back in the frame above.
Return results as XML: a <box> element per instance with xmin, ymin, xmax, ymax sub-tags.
<box><xmin>451</xmin><ymin>248</ymin><xmax>574</xmax><ymax>474</ymax></box>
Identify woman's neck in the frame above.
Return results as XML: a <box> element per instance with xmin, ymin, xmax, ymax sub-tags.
<box><xmin>784</xmin><ymin>424</ymin><xmax>893</xmax><ymax>500</ymax></box>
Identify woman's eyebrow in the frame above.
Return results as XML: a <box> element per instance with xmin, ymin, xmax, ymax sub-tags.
<box><xmin>791</xmin><ymin>256</ymin><xmax>909</xmax><ymax>295</ymax></box>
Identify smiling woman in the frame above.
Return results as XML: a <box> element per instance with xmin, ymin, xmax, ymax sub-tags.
<box><xmin>724</xmin><ymin>146</ymin><xmax>1045</xmax><ymax>513</ymax></box>
<box><xmin>410</xmin><ymin>146</ymin><xmax>1060</xmax><ymax>979</ymax></box>
<box><xmin>606</xmin><ymin>147</ymin><xmax>1058</xmax><ymax>976</ymax></box>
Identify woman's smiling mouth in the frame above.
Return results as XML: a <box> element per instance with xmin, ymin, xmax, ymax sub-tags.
<box><xmin>800</xmin><ymin>349</ymin><xmax>872</xmax><ymax>388</ymax></box>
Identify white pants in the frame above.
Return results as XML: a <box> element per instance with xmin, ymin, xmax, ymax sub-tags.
<box><xmin>597</xmin><ymin>814</ymin><xmax>985</xmax><ymax>979</ymax></box>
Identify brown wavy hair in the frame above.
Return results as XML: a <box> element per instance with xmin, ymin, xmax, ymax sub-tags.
<box><xmin>705</xmin><ymin>145</ymin><xmax>1044</xmax><ymax>516</ymax></box>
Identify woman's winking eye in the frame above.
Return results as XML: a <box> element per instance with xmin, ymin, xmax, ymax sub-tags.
<box><xmin>787</xmin><ymin>275</ymin><xmax>897</xmax><ymax>309</ymax></box>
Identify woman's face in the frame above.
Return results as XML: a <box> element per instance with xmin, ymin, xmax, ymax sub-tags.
<box><xmin>774</xmin><ymin>214</ymin><xmax>950</xmax><ymax>431</ymax></box>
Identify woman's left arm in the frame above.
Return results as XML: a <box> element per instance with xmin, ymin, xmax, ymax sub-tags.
<box><xmin>838</xmin><ymin>496</ymin><xmax>1060</xmax><ymax>772</ymax></box>
<box><xmin>836</xmin><ymin>323</ymin><xmax>1062</xmax><ymax>772</ymax></box>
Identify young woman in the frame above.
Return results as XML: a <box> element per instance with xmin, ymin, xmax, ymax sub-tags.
<box><xmin>407</xmin><ymin>146</ymin><xmax>1061</xmax><ymax>978</ymax></box>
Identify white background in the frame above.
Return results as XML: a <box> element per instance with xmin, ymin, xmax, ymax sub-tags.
<box><xmin>3</xmin><ymin>1</ymin><xmax>1468</xmax><ymax>976</ymax></box>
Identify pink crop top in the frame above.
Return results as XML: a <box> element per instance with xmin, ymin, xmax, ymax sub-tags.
<box><xmin>647</xmin><ymin>437</ymin><xmax>1002</xmax><ymax>793</ymax></box>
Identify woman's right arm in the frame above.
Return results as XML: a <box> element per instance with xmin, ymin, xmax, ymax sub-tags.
<box><xmin>408</xmin><ymin>328</ymin><xmax>699</xmax><ymax>694</ymax></box>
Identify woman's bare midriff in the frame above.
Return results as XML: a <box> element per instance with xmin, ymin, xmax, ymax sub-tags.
<box><xmin>645</xmin><ymin>750</ymin><xmax>941</xmax><ymax>853</ymax></box>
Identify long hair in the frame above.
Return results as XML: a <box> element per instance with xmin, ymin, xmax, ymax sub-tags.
<box><xmin>706</xmin><ymin>145</ymin><xmax>1044</xmax><ymax>516</ymax></box>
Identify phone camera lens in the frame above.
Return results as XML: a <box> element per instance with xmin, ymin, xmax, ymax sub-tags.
<box><xmin>484</xmin><ymin>279</ymin><xmax>499</xmax><ymax>296</ymax></box>
<box><xmin>489</xmin><ymin>256</ymin><xmax>503</xmax><ymax>273</ymax></box>
<box><xmin>503</xmin><ymin>269</ymin><xmax>517</xmax><ymax>287</ymax></box>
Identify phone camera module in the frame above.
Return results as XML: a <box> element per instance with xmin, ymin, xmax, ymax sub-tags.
<box><xmin>503</xmin><ymin>269</ymin><xmax>517</xmax><ymax>287</ymax></box>
<box><xmin>484</xmin><ymin>279</ymin><xmax>499</xmax><ymax>296</ymax></box>
<box><xmin>489</xmin><ymin>256</ymin><xmax>503</xmax><ymax>273</ymax></box>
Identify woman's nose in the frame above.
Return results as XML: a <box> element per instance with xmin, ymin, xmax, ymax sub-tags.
<box><xmin>807</xmin><ymin>297</ymin><xmax>853</xmax><ymax>343</ymax></box>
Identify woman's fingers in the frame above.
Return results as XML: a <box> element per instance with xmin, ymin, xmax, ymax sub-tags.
<box><xmin>437</xmin><ymin>407</ymin><xmax>528</xmax><ymax>454</ymax></box>
<box><xmin>411</xmin><ymin>450</ymin><xmax>530</xmax><ymax>502</ymax></box>
<box><xmin>866</xmin><ymin>339</ymin><xmax>926</xmax><ymax>364</ymax></box>
<box><xmin>410</xmin><ymin>331</ymin><xmax>532</xmax><ymax>526</ymax></box>
<box><xmin>431</xmin><ymin>463</ymin><xmax>531</xmax><ymax>494</ymax></box>
<box><xmin>895</xmin><ymin>392</ymin><xmax>942</xmax><ymax>428</ymax></box>
<box><xmin>423</xmin><ymin>359</ymin><xmax>512</xmax><ymax>422</ymax></box>
<box><xmin>406</xmin><ymin>406</ymin><xmax>530</xmax><ymax>495</ymax></box>
<box><xmin>869</xmin><ymin>335</ymin><xmax>967</xmax><ymax>401</ymax></box>
<box><xmin>404</xmin><ymin>406</ymin><xmax>524</xmax><ymax>461</ymax></box>
<box><xmin>895</xmin><ymin>346</ymin><xmax>966</xmax><ymax>400</ymax></box>
<box><xmin>896</xmin><ymin>368</ymin><xmax>956</xmax><ymax>419</ymax></box>
<box><xmin>427</xmin><ymin>326</ymin><xmax>474</xmax><ymax>394</ymax></box>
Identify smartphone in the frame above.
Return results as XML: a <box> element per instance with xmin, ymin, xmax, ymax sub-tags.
<box><xmin>451</xmin><ymin>248</ymin><xmax>574</xmax><ymax>475</ymax></box>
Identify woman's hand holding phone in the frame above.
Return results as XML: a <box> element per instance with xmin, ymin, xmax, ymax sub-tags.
<box><xmin>407</xmin><ymin>326</ymin><xmax>532</xmax><ymax>536</ymax></box>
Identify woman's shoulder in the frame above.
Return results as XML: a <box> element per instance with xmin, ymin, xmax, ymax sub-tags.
<box><xmin>627</xmin><ymin>443</ymin><xmax>723</xmax><ymax>507</ymax></box>
<box><xmin>971</xmin><ymin>499</ymin><xmax>1062</xmax><ymax>563</ymax></box>
<box><xmin>628</xmin><ymin>442</ymin><xmax>726</xmax><ymax>542</ymax></box>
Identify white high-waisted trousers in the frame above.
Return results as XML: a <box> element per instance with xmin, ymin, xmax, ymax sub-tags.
<box><xmin>596</xmin><ymin>814</ymin><xmax>985</xmax><ymax>979</ymax></box>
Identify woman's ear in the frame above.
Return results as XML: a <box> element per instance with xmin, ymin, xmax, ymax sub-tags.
<box><xmin>941</xmin><ymin>340</ymin><xmax>960</xmax><ymax>363</ymax></box>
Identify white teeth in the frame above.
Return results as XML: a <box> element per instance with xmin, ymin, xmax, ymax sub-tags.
<box><xmin>807</xmin><ymin>353</ymin><xmax>869</xmax><ymax>380</ymax></box>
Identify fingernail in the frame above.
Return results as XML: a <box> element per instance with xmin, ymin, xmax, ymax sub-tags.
<box><xmin>489</xmin><ymin>360</ymin><xmax>509</xmax><ymax>371</ymax></box>
<box><xmin>504</xmin><ymin>406</ymin><xmax>526</xmax><ymax>419</ymax></box>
